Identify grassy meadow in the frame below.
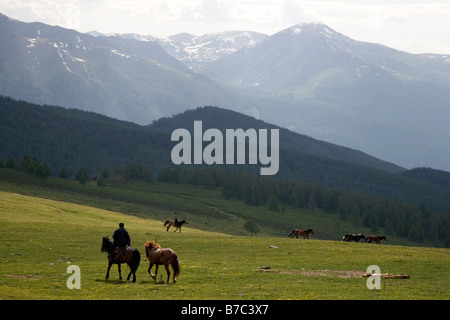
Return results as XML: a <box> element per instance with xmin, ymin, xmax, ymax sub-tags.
<box><xmin>0</xmin><ymin>173</ymin><xmax>449</xmax><ymax>300</ymax></box>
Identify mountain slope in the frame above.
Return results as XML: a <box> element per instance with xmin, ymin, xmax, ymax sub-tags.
<box><xmin>0</xmin><ymin>13</ymin><xmax>251</xmax><ymax>124</ymax></box>
<box><xmin>199</xmin><ymin>23</ymin><xmax>450</xmax><ymax>171</ymax></box>
<box><xmin>200</xmin><ymin>22</ymin><xmax>450</xmax><ymax>92</ymax></box>
<box><xmin>151</xmin><ymin>106</ymin><xmax>404</xmax><ymax>173</ymax></box>
<box><xmin>0</xmin><ymin>96</ymin><xmax>172</xmax><ymax>177</ymax></box>
<box><xmin>110</xmin><ymin>30</ymin><xmax>268</xmax><ymax>71</ymax></box>
<box><xmin>2</xmin><ymin>14</ymin><xmax>449</xmax><ymax>171</ymax></box>
<box><xmin>4</xmin><ymin>96</ymin><xmax>450</xmax><ymax>213</ymax></box>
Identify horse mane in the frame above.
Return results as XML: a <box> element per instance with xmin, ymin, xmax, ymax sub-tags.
<box><xmin>144</xmin><ymin>241</ymin><xmax>161</xmax><ymax>249</ymax></box>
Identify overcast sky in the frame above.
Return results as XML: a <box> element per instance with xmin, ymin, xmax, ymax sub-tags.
<box><xmin>1</xmin><ymin>0</ymin><xmax>450</xmax><ymax>54</ymax></box>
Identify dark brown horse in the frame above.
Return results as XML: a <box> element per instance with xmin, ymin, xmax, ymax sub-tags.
<box><xmin>288</xmin><ymin>229</ymin><xmax>315</xmax><ymax>239</ymax></box>
<box><xmin>164</xmin><ymin>219</ymin><xmax>188</xmax><ymax>232</ymax></box>
<box><xmin>144</xmin><ymin>241</ymin><xmax>180</xmax><ymax>284</ymax></box>
<box><xmin>367</xmin><ymin>235</ymin><xmax>387</xmax><ymax>244</ymax></box>
<box><xmin>101</xmin><ymin>237</ymin><xmax>140</xmax><ymax>282</ymax></box>
<box><xmin>342</xmin><ymin>233</ymin><xmax>366</xmax><ymax>242</ymax></box>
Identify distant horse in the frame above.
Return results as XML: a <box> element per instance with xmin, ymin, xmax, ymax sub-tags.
<box><xmin>367</xmin><ymin>235</ymin><xmax>387</xmax><ymax>244</ymax></box>
<box><xmin>288</xmin><ymin>229</ymin><xmax>315</xmax><ymax>239</ymax></box>
<box><xmin>144</xmin><ymin>241</ymin><xmax>180</xmax><ymax>284</ymax></box>
<box><xmin>101</xmin><ymin>237</ymin><xmax>141</xmax><ymax>282</ymax></box>
<box><xmin>164</xmin><ymin>219</ymin><xmax>188</xmax><ymax>232</ymax></box>
<box><xmin>342</xmin><ymin>233</ymin><xmax>366</xmax><ymax>242</ymax></box>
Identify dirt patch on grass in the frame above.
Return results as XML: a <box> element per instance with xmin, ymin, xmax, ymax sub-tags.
<box><xmin>259</xmin><ymin>268</ymin><xmax>364</xmax><ymax>278</ymax></box>
<box><xmin>6</xmin><ymin>274</ymin><xmax>41</xmax><ymax>279</ymax></box>
<box><xmin>294</xmin><ymin>269</ymin><xmax>364</xmax><ymax>278</ymax></box>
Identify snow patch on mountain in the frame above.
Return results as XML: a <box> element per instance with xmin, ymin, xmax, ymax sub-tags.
<box><xmin>91</xmin><ymin>30</ymin><xmax>268</xmax><ymax>71</ymax></box>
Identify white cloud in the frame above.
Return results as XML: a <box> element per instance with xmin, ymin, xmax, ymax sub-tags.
<box><xmin>299</xmin><ymin>1</ymin><xmax>450</xmax><ymax>53</ymax></box>
<box><xmin>1</xmin><ymin>0</ymin><xmax>449</xmax><ymax>53</ymax></box>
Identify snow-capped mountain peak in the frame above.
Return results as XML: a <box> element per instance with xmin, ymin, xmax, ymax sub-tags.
<box><xmin>89</xmin><ymin>29</ymin><xmax>268</xmax><ymax>71</ymax></box>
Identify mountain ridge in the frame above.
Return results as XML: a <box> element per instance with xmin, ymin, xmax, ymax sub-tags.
<box><xmin>0</xmin><ymin>12</ymin><xmax>257</xmax><ymax>124</ymax></box>
<box><xmin>198</xmin><ymin>22</ymin><xmax>450</xmax><ymax>171</ymax></box>
<box><xmin>151</xmin><ymin>106</ymin><xmax>405</xmax><ymax>174</ymax></box>
<box><xmin>1</xmin><ymin>13</ymin><xmax>449</xmax><ymax>171</ymax></box>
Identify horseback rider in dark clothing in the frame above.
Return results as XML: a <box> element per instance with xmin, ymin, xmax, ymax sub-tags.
<box><xmin>113</xmin><ymin>222</ymin><xmax>131</xmax><ymax>247</ymax></box>
<box><xmin>108</xmin><ymin>222</ymin><xmax>131</xmax><ymax>260</ymax></box>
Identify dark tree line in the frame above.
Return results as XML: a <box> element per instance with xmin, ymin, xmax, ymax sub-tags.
<box><xmin>1</xmin><ymin>156</ymin><xmax>153</xmax><ymax>186</ymax></box>
<box><xmin>1</xmin><ymin>155</ymin><xmax>51</xmax><ymax>178</ymax></box>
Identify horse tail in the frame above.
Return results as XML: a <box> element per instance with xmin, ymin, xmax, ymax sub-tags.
<box><xmin>131</xmin><ymin>249</ymin><xmax>141</xmax><ymax>269</ymax></box>
<box><xmin>172</xmin><ymin>252</ymin><xmax>181</xmax><ymax>278</ymax></box>
<box><xmin>164</xmin><ymin>220</ymin><xmax>169</xmax><ymax>226</ymax></box>
<box><xmin>288</xmin><ymin>230</ymin><xmax>294</xmax><ymax>237</ymax></box>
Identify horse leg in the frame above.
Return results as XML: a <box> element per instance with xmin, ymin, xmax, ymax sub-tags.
<box><xmin>155</xmin><ymin>265</ymin><xmax>159</xmax><ymax>282</ymax></box>
<box><xmin>148</xmin><ymin>262</ymin><xmax>156</xmax><ymax>281</ymax></box>
<box><xmin>164</xmin><ymin>263</ymin><xmax>171</xmax><ymax>284</ymax></box>
<box><xmin>118</xmin><ymin>263</ymin><xmax>122</xmax><ymax>280</ymax></box>
<box><xmin>106</xmin><ymin>261</ymin><xmax>113</xmax><ymax>279</ymax></box>
<box><xmin>166</xmin><ymin>225</ymin><xmax>170</xmax><ymax>232</ymax></box>
<box><xmin>127</xmin><ymin>268</ymin><xmax>136</xmax><ymax>282</ymax></box>
<box><xmin>127</xmin><ymin>269</ymin><xmax>133</xmax><ymax>281</ymax></box>
<box><xmin>126</xmin><ymin>263</ymin><xmax>133</xmax><ymax>282</ymax></box>
<box><xmin>129</xmin><ymin>259</ymin><xmax>138</xmax><ymax>283</ymax></box>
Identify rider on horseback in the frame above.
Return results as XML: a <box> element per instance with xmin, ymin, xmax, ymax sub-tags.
<box><xmin>108</xmin><ymin>222</ymin><xmax>131</xmax><ymax>261</ymax></box>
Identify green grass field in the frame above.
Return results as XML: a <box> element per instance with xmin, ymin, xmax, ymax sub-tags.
<box><xmin>1</xmin><ymin>178</ymin><xmax>449</xmax><ymax>300</ymax></box>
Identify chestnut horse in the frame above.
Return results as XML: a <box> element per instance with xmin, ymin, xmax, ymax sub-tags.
<box><xmin>288</xmin><ymin>228</ymin><xmax>315</xmax><ymax>239</ymax></box>
<box><xmin>144</xmin><ymin>241</ymin><xmax>180</xmax><ymax>284</ymax></box>
<box><xmin>367</xmin><ymin>235</ymin><xmax>387</xmax><ymax>244</ymax></box>
<box><xmin>164</xmin><ymin>219</ymin><xmax>188</xmax><ymax>232</ymax></box>
<box><xmin>101</xmin><ymin>237</ymin><xmax>140</xmax><ymax>282</ymax></box>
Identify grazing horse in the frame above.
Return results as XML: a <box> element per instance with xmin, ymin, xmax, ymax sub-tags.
<box><xmin>101</xmin><ymin>237</ymin><xmax>141</xmax><ymax>282</ymax></box>
<box><xmin>144</xmin><ymin>241</ymin><xmax>181</xmax><ymax>284</ymax></box>
<box><xmin>164</xmin><ymin>219</ymin><xmax>188</xmax><ymax>232</ymax></box>
<box><xmin>288</xmin><ymin>229</ymin><xmax>315</xmax><ymax>239</ymax></box>
<box><xmin>367</xmin><ymin>235</ymin><xmax>387</xmax><ymax>244</ymax></box>
<box><xmin>342</xmin><ymin>233</ymin><xmax>366</xmax><ymax>242</ymax></box>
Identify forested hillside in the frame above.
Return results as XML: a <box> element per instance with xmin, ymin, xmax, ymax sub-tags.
<box><xmin>0</xmin><ymin>95</ymin><xmax>449</xmax><ymax>246</ymax></box>
<box><xmin>1</xmin><ymin>96</ymin><xmax>450</xmax><ymax>214</ymax></box>
<box><xmin>151</xmin><ymin>106</ymin><xmax>405</xmax><ymax>173</ymax></box>
<box><xmin>0</xmin><ymin>96</ymin><xmax>171</xmax><ymax>177</ymax></box>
